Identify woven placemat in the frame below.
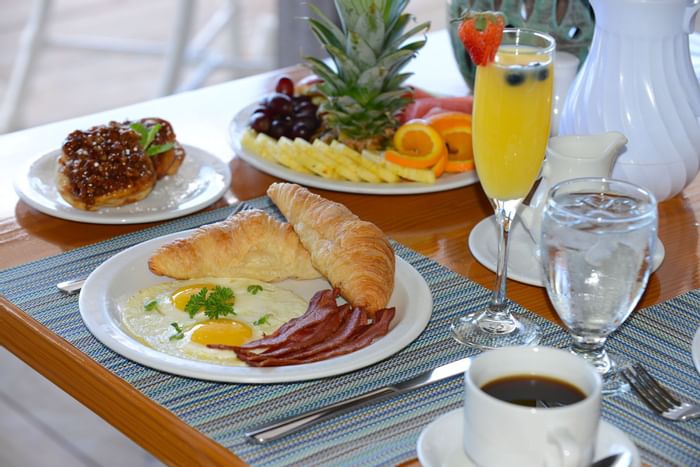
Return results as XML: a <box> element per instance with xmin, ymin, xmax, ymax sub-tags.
<box><xmin>1</xmin><ymin>196</ymin><xmax>698</xmax><ymax>466</ymax></box>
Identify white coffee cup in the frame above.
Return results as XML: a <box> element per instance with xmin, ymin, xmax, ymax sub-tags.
<box><xmin>463</xmin><ymin>346</ymin><xmax>602</xmax><ymax>467</ymax></box>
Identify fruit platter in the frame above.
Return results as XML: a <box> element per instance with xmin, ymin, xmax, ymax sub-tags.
<box><xmin>229</xmin><ymin>0</ymin><xmax>478</xmax><ymax>195</ymax></box>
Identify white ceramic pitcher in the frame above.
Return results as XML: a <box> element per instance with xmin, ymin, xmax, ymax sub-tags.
<box><xmin>520</xmin><ymin>132</ymin><xmax>628</xmax><ymax>245</ymax></box>
<box><xmin>559</xmin><ymin>0</ymin><xmax>700</xmax><ymax>201</ymax></box>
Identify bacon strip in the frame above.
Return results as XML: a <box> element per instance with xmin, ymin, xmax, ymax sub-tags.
<box><xmin>240</xmin><ymin>307</ymin><xmax>395</xmax><ymax>367</ymax></box>
<box><xmin>238</xmin><ymin>307</ymin><xmax>368</xmax><ymax>361</ymax></box>
<box><xmin>235</xmin><ymin>289</ymin><xmax>341</xmax><ymax>351</ymax></box>
<box><xmin>207</xmin><ymin>289</ymin><xmax>396</xmax><ymax>367</ymax></box>
<box><xmin>233</xmin><ymin>303</ymin><xmax>350</xmax><ymax>359</ymax></box>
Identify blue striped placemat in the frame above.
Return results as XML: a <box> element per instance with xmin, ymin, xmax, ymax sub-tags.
<box><xmin>1</xmin><ymin>196</ymin><xmax>698</xmax><ymax>466</ymax></box>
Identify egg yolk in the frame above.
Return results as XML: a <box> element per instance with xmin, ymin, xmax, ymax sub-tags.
<box><xmin>171</xmin><ymin>284</ymin><xmax>217</xmax><ymax>311</ymax></box>
<box><xmin>190</xmin><ymin>319</ymin><xmax>253</xmax><ymax>346</ymax></box>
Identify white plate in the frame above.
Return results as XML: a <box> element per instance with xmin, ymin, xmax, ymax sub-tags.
<box><xmin>692</xmin><ymin>326</ymin><xmax>700</xmax><ymax>375</ymax></box>
<box><xmin>78</xmin><ymin>230</ymin><xmax>433</xmax><ymax>383</ymax></box>
<box><xmin>228</xmin><ymin>102</ymin><xmax>479</xmax><ymax>195</ymax></box>
<box><xmin>417</xmin><ymin>408</ymin><xmax>640</xmax><ymax>467</ymax></box>
<box><xmin>469</xmin><ymin>215</ymin><xmax>666</xmax><ymax>287</ymax></box>
<box><xmin>14</xmin><ymin>144</ymin><xmax>231</xmax><ymax>224</ymax></box>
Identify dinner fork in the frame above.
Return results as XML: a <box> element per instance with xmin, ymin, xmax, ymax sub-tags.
<box><xmin>621</xmin><ymin>364</ymin><xmax>700</xmax><ymax>421</ymax></box>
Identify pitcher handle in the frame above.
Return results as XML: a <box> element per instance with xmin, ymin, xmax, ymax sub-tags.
<box><xmin>684</xmin><ymin>2</ymin><xmax>700</xmax><ymax>34</ymax></box>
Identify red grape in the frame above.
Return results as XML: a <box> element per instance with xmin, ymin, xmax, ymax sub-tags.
<box><xmin>249</xmin><ymin>113</ymin><xmax>271</xmax><ymax>133</ymax></box>
<box><xmin>275</xmin><ymin>77</ymin><xmax>295</xmax><ymax>97</ymax></box>
<box><xmin>268</xmin><ymin>120</ymin><xmax>287</xmax><ymax>139</ymax></box>
<box><xmin>268</xmin><ymin>93</ymin><xmax>293</xmax><ymax>116</ymax></box>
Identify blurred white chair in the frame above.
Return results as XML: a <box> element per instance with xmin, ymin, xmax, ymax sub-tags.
<box><xmin>0</xmin><ymin>0</ymin><xmax>274</xmax><ymax>133</ymax></box>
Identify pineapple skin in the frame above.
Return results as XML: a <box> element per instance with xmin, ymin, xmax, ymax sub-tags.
<box><xmin>305</xmin><ymin>0</ymin><xmax>430</xmax><ymax>151</ymax></box>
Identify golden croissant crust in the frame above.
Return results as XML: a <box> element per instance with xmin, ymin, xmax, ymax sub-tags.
<box><xmin>267</xmin><ymin>183</ymin><xmax>395</xmax><ymax>313</ymax></box>
<box><xmin>148</xmin><ymin>208</ymin><xmax>321</xmax><ymax>281</ymax></box>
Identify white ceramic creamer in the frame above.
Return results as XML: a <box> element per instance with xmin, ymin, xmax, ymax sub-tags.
<box><xmin>520</xmin><ymin>132</ymin><xmax>628</xmax><ymax>245</ymax></box>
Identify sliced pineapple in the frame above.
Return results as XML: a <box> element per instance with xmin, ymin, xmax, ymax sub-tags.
<box><xmin>253</xmin><ymin>132</ymin><xmax>279</xmax><ymax>161</ymax></box>
<box><xmin>362</xmin><ymin>150</ymin><xmax>436</xmax><ymax>184</ymax></box>
<box><xmin>290</xmin><ymin>138</ymin><xmax>341</xmax><ymax>179</ymax></box>
<box><xmin>271</xmin><ymin>137</ymin><xmax>313</xmax><ymax>174</ymax></box>
<box><xmin>241</xmin><ymin>129</ymin><xmax>440</xmax><ymax>184</ymax></box>
<box><xmin>311</xmin><ymin>140</ymin><xmax>362</xmax><ymax>182</ymax></box>
<box><xmin>328</xmin><ymin>141</ymin><xmax>383</xmax><ymax>183</ymax></box>
<box><xmin>241</xmin><ymin>129</ymin><xmax>276</xmax><ymax>162</ymax></box>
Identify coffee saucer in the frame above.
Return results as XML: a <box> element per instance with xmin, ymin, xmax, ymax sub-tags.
<box><xmin>468</xmin><ymin>215</ymin><xmax>665</xmax><ymax>287</ymax></box>
<box><xmin>416</xmin><ymin>408</ymin><xmax>640</xmax><ymax>467</ymax></box>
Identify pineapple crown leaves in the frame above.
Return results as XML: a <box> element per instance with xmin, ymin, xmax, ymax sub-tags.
<box><xmin>305</xmin><ymin>0</ymin><xmax>429</xmax><ymax>108</ymax></box>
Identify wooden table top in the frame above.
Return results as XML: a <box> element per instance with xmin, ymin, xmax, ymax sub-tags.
<box><xmin>1</xmin><ymin>30</ymin><xmax>699</xmax><ymax>466</ymax></box>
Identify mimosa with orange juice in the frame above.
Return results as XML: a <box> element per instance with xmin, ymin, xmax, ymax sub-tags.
<box><xmin>472</xmin><ymin>46</ymin><xmax>553</xmax><ymax>200</ymax></box>
<box><xmin>451</xmin><ymin>28</ymin><xmax>555</xmax><ymax>349</ymax></box>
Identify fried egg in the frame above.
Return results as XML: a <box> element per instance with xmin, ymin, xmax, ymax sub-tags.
<box><xmin>120</xmin><ymin>277</ymin><xmax>307</xmax><ymax>365</ymax></box>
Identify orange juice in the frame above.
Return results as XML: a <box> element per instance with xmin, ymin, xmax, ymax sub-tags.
<box><xmin>472</xmin><ymin>46</ymin><xmax>553</xmax><ymax>200</ymax></box>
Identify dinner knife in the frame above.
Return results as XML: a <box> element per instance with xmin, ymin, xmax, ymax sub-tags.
<box><xmin>245</xmin><ymin>356</ymin><xmax>472</xmax><ymax>444</ymax></box>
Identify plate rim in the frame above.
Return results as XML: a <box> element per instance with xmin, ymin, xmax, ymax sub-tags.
<box><xmin>13</xmin><ymin>144</ymin><xmax>231</xmax><ymax>225</ymax></box>
<box><xmin>692</xmin><ymin>326</ymin><xmax>700</xmax><ymax>375</ymax></box>
<box><xmin>78</xmin><ymin>229</ymin><xmax>433</xmax><ymax>383</ymax></box>
<box><xmin>228</xmin><ymin>101</ymin><xmax>478</xmax><ymax>195</ymax></box>
<box><xmin>469</xmin><ymin>215</ymin><xmax>666</xmax><ymax>288</ymax></box>
<box><xmin>416</xmin><ymin>408</ymin><xmax>640</xmax><ymax>467</ymax></box>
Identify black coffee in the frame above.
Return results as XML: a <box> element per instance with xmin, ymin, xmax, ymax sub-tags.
<box><xmin>481</xmin><ymin>375</ymin><xmax>586</xmax><ymax>407</ymax></box>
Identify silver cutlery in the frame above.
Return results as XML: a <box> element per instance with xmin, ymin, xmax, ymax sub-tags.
<box><xmin>621</xmin><ymin>364</ymin><xmax>700</xmax><ymax>421</ymax></box>
<box><xmin>56</xmin><ymin>278</ymin><xmax>86</xmax><ymax>294</ymax></box>
<box><xmin>56</xmin><ymin>204</ymin><xmax>247</xmax><ymax>295</ymax></box>
<box><xmin>245</xmin><ymin>357</ymin><xmax>473</xmax><ymax>444</ymax></box>
<box><xmin>591</xmin><ymin>452</ymin><xmax>631</xmax><ymax>467</ymax></box>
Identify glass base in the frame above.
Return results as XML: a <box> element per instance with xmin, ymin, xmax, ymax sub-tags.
<box><xmin>568</xmin><ymin>346</ymin><xmax>631</xmax><ymax>396</ymax></box>
<box><xmin>450</xmin><ymin>310</ymin><xmax>541</xmax><ymax>349</ymax></box>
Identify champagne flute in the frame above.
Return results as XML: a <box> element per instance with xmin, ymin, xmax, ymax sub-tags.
<box><xmin>541</xmin><ymin>177</ymin><xmax>657</xmax><ymax>395</ymax></box>
<box><xmin>451</xmin><ymin>28</ymin><xmax>555</xmax><ymax>348</ymax></box>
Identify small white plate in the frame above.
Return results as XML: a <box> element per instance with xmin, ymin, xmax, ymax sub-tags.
<box><xmin>692</xmin><ymin>326</ymin><xmax>700</xmax><ymax>375</ymax></box>
<box><xmin>469</xmin><ymin>215</ymin><xmax>665</xmax><ymax>287</ymax></box>
<box><xmin>417</xmin><ymin>408</ymin><xmax>640</xmax><ymax>467</ymax></box>
<box><xmin>78</xmin><ymin>230</ymin><xmax>433</xmax><ymax>383</ymax></box>
<box><xmin>14</xmin><ymin>145</ymin><xmax>231</xmax><ymax>224</ymax></box>
<box><xmin>228</xmin><ymin>102</ymin><xmax>479</xmax><ymax>195</ymax></box>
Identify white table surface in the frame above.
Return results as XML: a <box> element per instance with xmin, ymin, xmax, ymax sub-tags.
<box><xmin>2</xmin><ymin>29</ymin><xmax>699</xmax><ymax>220</ymax></box>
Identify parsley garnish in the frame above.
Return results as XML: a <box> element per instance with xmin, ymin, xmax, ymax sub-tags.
<box><xmin>144</xmin><ymin>299</ymin><xmax>159</xmax><ymax>312</ymax></box>
<box><xmin>169</xmin><ymin>322</ymin><xmax>184</xmax><ymax>341</ymax></box>
<box><xmin>247</xmin><ymin>284</ymin><xmax>263</xmax><ymax>295</ymax></box>
<box><xmin>253</xmin><ymin>314</ymin><xmax>271</xmax><ymax>326</ymax></box>
<box><xmin>129</xmin><ymin>122</ymin><xmax>174</xmax><ymax>157</ymax></box>
<box><xmin>184</xmin><ymin>286</ymin><xmax>236</xmax><ymax>319</ymax></box>
<box><xmin>184</xmin><ymin>287</ymin><xmax>209</xmax><ymax>318</ymax></box>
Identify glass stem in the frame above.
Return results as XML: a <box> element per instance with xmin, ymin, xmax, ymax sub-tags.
<box><xmin>569</xmin><ymin>334</ymin><xmax>613</xmax><ymax>374</ymax></box>
<box><xmin>489</xmin><ymin>199</ymin><xmax>521</xmax><ymax>314</ymax></box>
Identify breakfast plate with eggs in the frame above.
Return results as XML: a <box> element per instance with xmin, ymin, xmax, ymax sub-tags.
<box><xmin>14</xmin><ymin>144</ymin><xmax>231</xmax><ymax>224</ymax></box>
<box><xmin>79</xmin><ymin>230</ymin><xmax>432</xmax><ymax>383</ymax></box>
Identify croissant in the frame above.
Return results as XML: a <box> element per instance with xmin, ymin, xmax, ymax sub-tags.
<box><xmin>148</xmin><ymin>208</ymin><xmax>321</xmax><ymax>281</ymax></box>
<box><xmin>267</xmin><ymin>183</ymin><xmax>395</xmax><ymax>313</ymax></box>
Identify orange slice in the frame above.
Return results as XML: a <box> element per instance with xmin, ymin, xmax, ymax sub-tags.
<box><xmin>445</xmin><ymin>159</ymin><xmax>475</xmax><ymax>173</ymax></box>
<box><xmin>432</xmin><ymin>150</ymin><xmax>448</xmax><ymax>177</ymax></box>
<box><xmin>390</xmin><ymin>121</ymin><xmax>445</xmax><ymax>168</ymax></box>
<box><xmin>427</xmin><ymin>112</ymin><xmax>472</xmax><ymax>131</ymax></box>
<box><xmin>427</xmin><ymin>112</ymin><xmax>474</xmax><ymax>172</ymax></box>
<box><xmin>441</xmin><ymin>125</ymin><xmax>473</xmax><ymax>160</ymax></box>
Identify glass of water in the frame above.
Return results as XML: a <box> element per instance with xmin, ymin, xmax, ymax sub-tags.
<box><xmin>541</xmin><ymin>177</ymin><xmax>657</xmax><ymax>395</ymax></box>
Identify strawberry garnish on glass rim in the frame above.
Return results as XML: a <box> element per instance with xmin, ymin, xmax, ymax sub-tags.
<box><xmin>456</xmin><ymin>11</ymin><xmax>506</xmax><ymax>66</ymax></box>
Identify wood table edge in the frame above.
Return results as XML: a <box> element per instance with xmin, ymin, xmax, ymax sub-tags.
<box><xmin>0</xmin><ymin>295</ymin><xmax>246</xmax><ymax>467</ymax></box>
